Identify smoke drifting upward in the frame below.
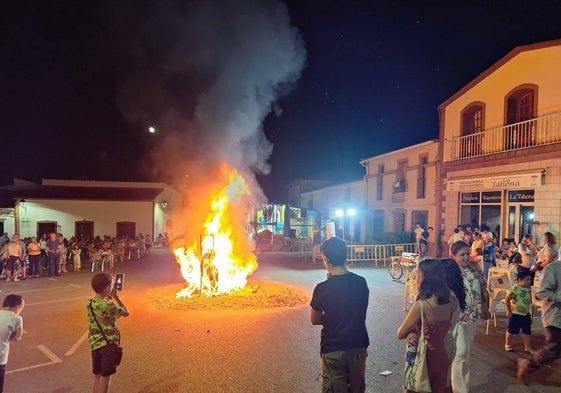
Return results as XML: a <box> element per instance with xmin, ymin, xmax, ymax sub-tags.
<box><xmin>116</xmin><ymin>0</ymin><xmax>306</xmax><ymax>200</ymax></box>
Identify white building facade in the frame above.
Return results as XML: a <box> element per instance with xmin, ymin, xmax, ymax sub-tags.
<box><xmin>361</xmin><ymin>140</ymin><xmax>439</xmax><ymax>253</ymax></box>
<box><xmin>0</xmin><ymin>178</ymin><xmax>182</xmax><ymax>240</ymax></box>
<box><xmin>300</xmin><ymin>180</ymin><xmax>364</xmax><ymax>243</ymax></box>
<box><xmin>299</xmin><ymin>140</ymin><xmax>439</xmax><ymax>250</ymax></box>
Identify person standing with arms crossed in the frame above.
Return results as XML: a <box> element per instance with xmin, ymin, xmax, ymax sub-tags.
<box><xmin>449</xmin><ymin>240</ymin><xmax>490</xmax><ymax>393</ymax></box>
<box><xmin>5</xmin><ymin>236</ymin><xmax>23</xmax><ymax>282</ymax></box>
<box><xmin>310</xmin><ymin>237</ymin><xmax>369</xmax><ymax>393</ymax></box>
<box><xmin>46</xmin><ymin>232</ymin><xmax>61</xmax><ymax>277</ymax></box>
<box><xmin>0</xmin><ymin>294</ymin><xmax>24</xmax><ymax>393</ymax></box>
<box><xmin>87</xmin><ymin>273</ymin><xmax>129</xmax><ymax>393</ymax></box>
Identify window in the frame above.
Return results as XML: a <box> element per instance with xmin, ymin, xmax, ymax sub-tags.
<box><xmin>417</xmin><ymin>155</ymin><xmax>427</xmax><ymax>199</ymax></box>
<box><xmin>393</xmin><ymin>209</ymin><xmax>406</xmax><ymax>232</ymax></box>
<box><xmin>37</xmin><ymin>221</ymin><xmax>57</xmax><ymax>237</ymax></box>
<box><xmin>372</xmin><ymin>210</ymin><xmax>385</xmax><ymax>234</ymax></box>
<box><xmin>459</xmin><ymin>191</ymin><xmax>502</xmax><ymax>237</ymax></box>
<box><xmin>506</xmin><ymin>85</ymin><xmax>537</xmax><ymax>149</ymax></box>
<box><xmin>462</xmin><ymin>105</ymin><xmax>483</xmax><ymax>135</ymax></box>
<box><xmin>117</xmin><ymin>221</ymin><xmax>136</xmax><ymax>239</ymax></box>
<box><xmin>75</xmin><ymin>221</ymin><xmax>94</xmax><ymax>239</ymax></box>
<box><xmin>394</xmin><ymin>160</ymin><xmax>407</xmax><ymax>193</ymax></box>
<box><xmin>376</xmin><ymin>164</ymin><xmax>384</xmax><ymax>200</ymax></box>
<box><xmin>411</xmin><ymin>211</ymin><xmax>428</xmax><ymax>231</ymax></box>
<box><xmin>460</xmin><ymin>103</ymin><xmax>485</xmax><ymax>157</ymax></box>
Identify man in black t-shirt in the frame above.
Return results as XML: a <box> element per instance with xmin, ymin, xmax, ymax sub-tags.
<box><xmin>310</xmin><ymin>237</ymin><xmax>369</xmax><ymax>393</ymax></box>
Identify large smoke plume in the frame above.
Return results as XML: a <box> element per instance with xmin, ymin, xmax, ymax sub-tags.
<box><xmin>116</xmin><ymin>0</ymin><xmax>306</xmax><ymax>202</ymax></box>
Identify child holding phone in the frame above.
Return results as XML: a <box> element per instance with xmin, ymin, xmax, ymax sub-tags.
<box><xmin>87</xmin><ymin>273</ymin><xmax>129</xmax><ymax>393</ymax></box>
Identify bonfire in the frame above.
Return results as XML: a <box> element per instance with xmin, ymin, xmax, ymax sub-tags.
<box><xmin>173</xmin><ymin>164</ymin><xmax>258</xmax><ymax>298</ymax></box>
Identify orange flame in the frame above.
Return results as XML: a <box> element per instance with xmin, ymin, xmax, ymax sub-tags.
<box><xmin>173</xmin><ymin>164</ymin><xmax>258</xmax><ymax>298</ymax></box>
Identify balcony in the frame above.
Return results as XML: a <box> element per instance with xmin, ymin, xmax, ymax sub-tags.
<box><xmin>444</xmin><ymin>112</ymin><xmax>561</xmax><ymax>162</ymax></box>
<box><xmin>393</xmin><ymin>179</ymin><xmax>407</xmax><ymax>193</ymax></box>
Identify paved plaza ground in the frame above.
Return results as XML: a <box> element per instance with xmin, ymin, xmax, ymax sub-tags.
<box><xmin>4</xmin><ymin>249</ymin><xmax>560</xmax><ymax>392</ymax></box>
<box><xmin>255</xmin><ymin>253</ymin><xmax>561</xmax><ymax>393</ymax></box>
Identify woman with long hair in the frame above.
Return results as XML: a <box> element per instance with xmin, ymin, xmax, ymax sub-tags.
<box><xmin>449</xmin><ymin>241</ymin><xmax>490</xmax><ymax>393</ymax></box>
<box><xmin>532</xmin><ymin>231</ymin><xmax>558</xmax><ymax>272</ymax></box>
<box><xmin>397</xmin><ymin>259</ymin><xmax>458</xmax><ymax>393</ymax></box>
<box><xmin>441</xmin><ymin>259</ymin><xmax>467</xmax><ymax>312</ymax></box>
<box><xmin>441</xmin><ymin>258</ymin><xmax>467</xmax><ymax>391</ymax></box>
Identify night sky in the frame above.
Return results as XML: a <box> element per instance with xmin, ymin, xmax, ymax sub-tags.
<box><xmin>4</xmin><ymin>1</ymin><xmax>561</xmax><ymax>202</ymax></box>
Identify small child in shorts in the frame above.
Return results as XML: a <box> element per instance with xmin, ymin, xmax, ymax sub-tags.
<box><xmin>504</xmin><ymin>270</ymin><xmax>533</xmax><ymax>352</ymax></box>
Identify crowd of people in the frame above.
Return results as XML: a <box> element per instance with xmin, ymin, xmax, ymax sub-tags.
<box><xmin>0</xmin><ymin>231</ymin><xmax>166</xmax><ymax>391</ymax></box>
<box><xmin>0</xmin><ymin>232</ymin><xmax>169</xmax><ymax>281</ymax></box>
<box><xmin>312</xmin><ymin>231</ymin><xmax>561</xmax><ymax>393</ymax></box>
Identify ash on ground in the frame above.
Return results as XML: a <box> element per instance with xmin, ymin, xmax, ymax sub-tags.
<box><xmin>146</xmin><ymin>280</ymin><xmax>309</xmax><ymax>311</ymax></box>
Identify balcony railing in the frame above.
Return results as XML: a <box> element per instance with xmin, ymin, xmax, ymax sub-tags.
<box><xmin>444</xmin><ymin>112</ymin><xmax>561</xmax><ymax>162</ymax></box>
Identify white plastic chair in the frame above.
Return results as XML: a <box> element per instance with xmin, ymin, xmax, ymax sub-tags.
<box><xmin>531</xmin><ymin>273</ymin><xmax>541</xmax><ymax>317</ymax></box>
<box><xmin>496</xmin><ymin>259</ymin><xmax>509</xmax><ymax>268</ymax></box>
<box><xmin>402</xmin><ymin>267</ymin><xmax>418</xmax><ymax>311</ymax></box>
<box><xmin>488</xmin><ymin>267</ymin><xmax>516</xmax><ymax>287</ymax></box>
<box><xmin>486</xmin><ymin>274</ymin><xmax>511</xmax><ymax>335</ymax></box>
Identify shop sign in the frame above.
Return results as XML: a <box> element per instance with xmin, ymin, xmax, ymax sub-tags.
<box><xmin>447</xmin><ymin>172</ymin><xmax>541</xmax><ymax>191</ymax></box>
<box><xmin>461</xmin><ymin>191</ymin><xmax>502</xmax><ymax>204</ymax></box>
<box><xmin>482</xmin><ymin>191</ymin><xmax>502</xmax><ymax>203</ymax></box>
<box><xmin>461</xmin><ymin>192</ymin><xmax>480</xmax><ymax>203</ymax></box>
<box><xmin>508</xmin><ymin>190</ymin><xmax>534</xmax><ymax>202</ymax></box>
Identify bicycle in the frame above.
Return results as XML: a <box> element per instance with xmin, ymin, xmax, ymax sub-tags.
<box><xmin>388</xmin><ymin>252</ymin><xmax>420</xmax><ymax>281</ymax></box>
<box><xmin>388</xmin><ymin>251</ymin><xmax>421</xmax><ymax>310</ymax></box>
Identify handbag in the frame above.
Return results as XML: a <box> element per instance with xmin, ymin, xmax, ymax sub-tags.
<box><xmin>404</xmin><ymin>301</ymin><xmax>431</xmax><ymax>392</ymax></box>
<box><xmin>88</xmin><ymin>300</ymin><xmax>123</xmax><ymax>367</ymax></box>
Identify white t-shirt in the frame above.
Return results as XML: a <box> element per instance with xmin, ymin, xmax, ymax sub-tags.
<box><xmin>0</xmin><ymin>310</ymin><xmax>23</xmax><ymax>365</ymax></box>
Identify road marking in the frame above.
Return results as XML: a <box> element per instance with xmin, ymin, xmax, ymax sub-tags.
<box><xmin>7</xmin><ymin>345</ymin><xmax>62</xmax><ymax>374</ymax></box>
<box><xmin>65</xmin><ymin>331</ymin><xmax>88</xmax><ymax>356</ymax></box>
<box><xmin>7</xmin><ymin>361</ymin><xmax>59</xmax><ymax>374</ymax></box>
<box><xmin>10</xmin><ymin>285</ymin><xmax>82</xmax><ymax>294</ymax></box>
<box><xmin>25</xmin><ymin>296</ymin><xmax>89</xmax><ymax>307</ymax></box>
<box><xmin>37</xmin><ymin>344</ymin><xmax>63</xmax><ymax>363</ymax></box>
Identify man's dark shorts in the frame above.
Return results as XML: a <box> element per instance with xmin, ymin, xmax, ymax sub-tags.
<box><xmin>507</xmin><ymin>313</ymin><xmax>532</xmax><ymax>335</ymax></box>
<box><xmin>6</xmin><ymin>256</ymin><xmax>20</xmax><ymax>271</ymax></box>
<box><xmin>92</xmin><ymin>346</ymin><xmax>117</xmax><ymax>377</ymax></box>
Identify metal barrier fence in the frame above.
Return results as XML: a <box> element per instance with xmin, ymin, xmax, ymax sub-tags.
<box><xmin>344</xmin><ymin>243</ymin><xmax>418</xmax><ymax>267</ymax></box>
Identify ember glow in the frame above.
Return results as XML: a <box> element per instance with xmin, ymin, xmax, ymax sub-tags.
<box><xmin>173</xmin><ymin>164</ymin><xmax>258</xmax><ymax>298</ymax></box>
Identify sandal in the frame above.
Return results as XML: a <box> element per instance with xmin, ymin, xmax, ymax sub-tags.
<box><xmin>505</xmin><ymin>345</ymin><xmax>514</xmax><ymax>352</ymax></box>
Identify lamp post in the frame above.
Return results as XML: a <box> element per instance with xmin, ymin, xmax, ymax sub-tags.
<box><xmin>334</xmin><ymin>208</ymin><xmax>356</xmax><ymax>243</ymax></box>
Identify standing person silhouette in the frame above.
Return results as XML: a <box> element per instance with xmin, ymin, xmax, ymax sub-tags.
<box><xmin>87</xmin><ymin>273</ymin><xmax>129</xmax><ymax>393</ymax></box>
<box><xmin>398</xmin><ymin>259</ymin><xmax>458</xmax><ymax>393</ymax></box>
<box><xmin>449</xmin><ymin>241</ymin><xmax>490</xmax><ymax>393</ymax></box>
<box><xmin>310</xmin><ymin>237</ymin><xmax>369</xmax><ymax>393</ymax></box>
<box><xmin>0</xmin><ymin>294</ymin><xmax>25</xmax><ymax>393</ymax></box>
<box><xmin>517</xmin><ymin>257</ymin><xmax>561</xmax><ymax>383</ymax></box>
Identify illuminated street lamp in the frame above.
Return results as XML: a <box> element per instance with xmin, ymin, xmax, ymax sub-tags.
<box><xmin>148</xmin><ymin>126</ymin><xmax>156</xmax><ymax>133</ymax></box>
<box><xmin>334</xmin><ymin>207</ymin><xmax>356</xmax><ymax>243</ymax></box>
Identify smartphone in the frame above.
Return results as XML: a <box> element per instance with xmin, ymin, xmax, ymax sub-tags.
<box><xmin>115</xmin><ymin>273</ymin><xmax>124</xmax><ymax>291</ymax></box>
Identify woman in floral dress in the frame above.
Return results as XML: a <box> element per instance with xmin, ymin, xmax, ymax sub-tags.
<box><xmin>449</xmin><ymin>241</ymin><xmax>490</xmax><ymax>393</ymax></box>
